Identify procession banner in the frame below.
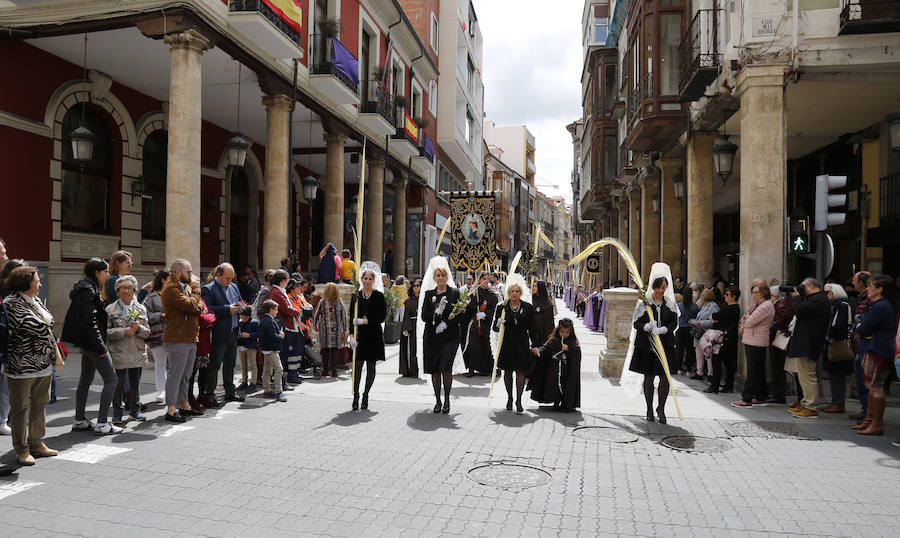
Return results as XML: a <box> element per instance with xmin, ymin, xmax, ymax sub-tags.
<box><xmin>450</xmin><ymin>192</ymin><xmax>497</xmax><ymax>273</ymax></box>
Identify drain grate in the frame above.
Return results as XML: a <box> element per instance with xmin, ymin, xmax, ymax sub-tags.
<box><xmin>572</xmin><ymin>426</ymin><xmax>639</xmax><ymax>443</ymax></box>
<box><xmin>661</xmin><ymin>435</ymin><xmax>734</xmax><ymax>453</ymax></box>
<box><xmin>467</xmin><ymin>462</ymin><xmax>552</xmax><ymax>489</ymax></box>
<box><xmin>721</xmin><ymin>420</ymin><xmax>818</xmax><ymax>440</ymax></box>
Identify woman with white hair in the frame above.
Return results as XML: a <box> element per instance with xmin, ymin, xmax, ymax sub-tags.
<box><xmin>105</xmin><ymin>275</ymin><xmax>150</xmax><ymax>423</ymax></box>
<box><xmin>493</xmin><ymin>273</ymin><xmax>541</xmax><ymax>414</ymax></box>
<box><xmin>348</xmin><ymin>262</ymin><xmax>387</xmax><ymax>411</ymax></box>
<box><xmin>420</xmin><ymin>258</ymin><xmax>462</xmax><ymax>414</ymax></box>
<box><xmin>822</xmin><ymin>282</ymin><xmax>853</xmax><ymax>413</ymax></box>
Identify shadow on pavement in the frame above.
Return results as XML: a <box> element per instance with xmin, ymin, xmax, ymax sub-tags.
<box><xmin>406</xmin><ymin>411</ymin><xmax>460</xmax><ymax>431</ymax></box>
<box><xmin>487</xmin><ymin>410</ymin><xmax>539</xmax><ymax>427</ymax></box>
<box><xmin>394</xmin><ymin>376</ymin><xmax>428</xmax><ymax>385</ymax></box>
<box><xmin>314</xmin><ymin>410</ymin><xmax>380</xmax><ymax>429</ymax></box>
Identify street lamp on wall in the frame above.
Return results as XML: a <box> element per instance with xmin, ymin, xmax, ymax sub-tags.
<box><xmin>226</xmin><ymin>134</ymin><xmax>250</xmax><ymax>168</ymax></box>
<box><xmin>301</xmin><ymin>175</ymin><xmax>319</xmax><ymax>203</ymax></box>
<box><xmin>712</xmin><ymin>134</ymin><xmax>738</xmax><ymax>184</ymax></box>
<box><xmin>672</xmin><ymin>171</ymin><xmax>685</xmax><ymax>201</ymax></box>
<box><xmin>887</xmin><ymin>110</ymin><xmax>900</xmax><ymax>152</ymax></box>
<box><xmin>651</xmin><ymin>193</ymin><xmax>659</xmax><ymax>214</ymax></box>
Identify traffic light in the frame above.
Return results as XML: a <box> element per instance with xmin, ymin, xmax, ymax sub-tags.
<box><xmin>789</xmin><ymin>215</ymin><xmax>810</xmax><ymax>254</ymax></box>
<box><xmin>814</xmin><ymin>174</ymin><xmax>847</xmax><ymax>231</ymax></box>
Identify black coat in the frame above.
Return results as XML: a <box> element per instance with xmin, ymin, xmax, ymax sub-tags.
<box><xmin>787</xmin><ymin>290</ymin><xmax>830</xmax><ymax>361</ymax></box>
<box><xmin>529</xmin><ymin>336</ymin><xmax>581</xmax><ymax>408</ymax></box>
<box><xmin>61</xmin><ymin>279</ymin><xmax>108</xmax><ymax>354</ymax></box>
<box><xmin>422</xmin><ymin>287</ymin><xmax>462</xmax><ymax>346</ymax></box>
<box><xmin>492</xmin><ymin>300</ymin><xmax>540</xmax><ymax>371</ymax></box>
<box><xmin>824</xmin><ymin>299</ymin><xmax>853</xmax><ymax>374</ymax></box>
<box><xmin>349</xmin><ymin>289</ymin><xmax>387</xmax><ymax>361</ymax></box>
<box><xmin>629</xmin><ymin>301</ymin><xmax>678</xmax><ymax>375</ymax></box>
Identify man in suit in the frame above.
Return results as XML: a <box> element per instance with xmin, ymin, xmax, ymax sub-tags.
<box><xmin>201</xmin><ymin>263</ymin><xmax>245</xmax><ymax>404</ymax></box>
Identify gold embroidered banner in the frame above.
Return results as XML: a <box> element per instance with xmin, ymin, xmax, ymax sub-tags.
<box><xmin>450</xmin><ymin>193</ymin><xmax>496</xmax><ymax>273</ymax></box>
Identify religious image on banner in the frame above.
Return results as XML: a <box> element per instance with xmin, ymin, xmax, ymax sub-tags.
<box><xmin>450</xmin><ymin>193</ymin><xmax>496</xmax><ymax>273</ymax></box>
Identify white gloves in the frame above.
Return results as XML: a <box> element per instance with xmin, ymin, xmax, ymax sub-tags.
<box><xmin>348</xmin><ymin>336</ymin><xmax>358</xmax><ymax>349</ymax></box>
<box><xmin>353</xmin><ymin>318</ymin><xmax>366</xmax><ymax>326</ymax></box>
<box><xmin>497</xmin><ymin>318</ymin><xmax>505</xmax><ymax>326</ymax></box>
<box><xmin>643</xmin><ymin>320</ymin><xmax>658</xmax><ymax>333</ymax></box>
<box><xmin>652</xmin><ymin>326</ymin><xmax>668</xmax><ymax>335</ymax></box>
<box><xmin>402</xmin><ymin>330</ymin><xmax>409</xmax><ymax>336</ymax></box>
<box><xmin>476</xmin><ymin>312</ymin><xmax>486</xmax><ymax>320</ymax></box>
<box><xmin>435</xmin><ymin>296</ymin><xmax>448</xmax><ymax>315</ymax></box>
<box><xmin>435</xmin><ymin>321</ymin><xmax>448</xmax><ymax>334</ymax></box>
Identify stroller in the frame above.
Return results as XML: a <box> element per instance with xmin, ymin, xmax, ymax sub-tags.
<box><xmin>299</xmin><ymin>343</ymin><xmax>323</xmax><ymax>380</ymax></box>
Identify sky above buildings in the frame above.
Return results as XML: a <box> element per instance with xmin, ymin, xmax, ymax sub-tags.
<box><xmin>478</xmin><ymin>0</ymin><xmax>583</xmax><ymax>203</ymax></box>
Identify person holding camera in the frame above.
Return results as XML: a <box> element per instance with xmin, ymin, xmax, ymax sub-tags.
<box><xmin>785</xmin><ymin>279</ymin><xmax>831</xmax><ymax>418</ymax></box>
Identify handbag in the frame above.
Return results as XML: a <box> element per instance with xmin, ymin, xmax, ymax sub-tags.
<box><xmin>827</xmin><ymin>340</ymin><xmax>853</xmax><ymax>362</ymax></box>
<box><xmin>772</xmin><ymin>331</ymin><xmax>790</xmax><ymax>351</ymax></box>
<box><xmin>51</xmin><ymin>333</ymin><xmax>65</xmax><ymax>370</ymax></box>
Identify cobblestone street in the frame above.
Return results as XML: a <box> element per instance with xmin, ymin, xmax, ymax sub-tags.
<box><xmin>2</xmin><ymin>299</ymin><xmax>900</xmax><ymax>537</ymax></box>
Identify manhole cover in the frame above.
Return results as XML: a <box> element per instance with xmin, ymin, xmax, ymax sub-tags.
<box><xmin>721</xmin><ymin>421</ymin><xmax>817</xmax><ymax>440</ymax></box>
<box><xmin>572</xmin><ymin>426</ymin><xmax>639</xmax><ymax>443</ymax></box>
<box><xmin>467</xmin><ymin>462</ymin><xmax>552</xmax><ymax>489</ymax></box>
<box><xmin>661</xmin><ymin>436</ymin><xmax>734</xmax><ymax>453</ymax></box>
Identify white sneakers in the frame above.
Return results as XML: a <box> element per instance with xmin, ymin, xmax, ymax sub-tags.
<box><xmin>71</xmin><ymin>419</ymin><xmax>94</xmax><ymax>431</ymax></box>
<box><xmin>155</xmin><ymin>392</ymin><xmax>165</xmax><ymax>403</ymax></box>
<box><xmin>0</xmin><ymin>422</ymin><xmax>11</xmax><ymax>435</ymax></box>
<box><xmin>92</xmin><ymin>422</ymin><xmax>124</xmax><ymax>435</ymax></box>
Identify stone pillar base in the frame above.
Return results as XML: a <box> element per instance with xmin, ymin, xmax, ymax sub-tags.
<box><xmin>598</xmin><ymin>287</ymin><xmax>639</xmax><ymax>378</ymax></box>
<box><xmin>599</xmin><ymin>348</ymin><xmax>627</xmax><ymax>378</ymax></box>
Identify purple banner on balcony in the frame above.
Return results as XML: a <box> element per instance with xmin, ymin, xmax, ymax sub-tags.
<box><xmin>424</xmin><ymin>134</ymin><xmax>434</xmax><ymax>158</ymax></box>
<box><xmin>331</xmin><ymin>37</ymin><xmax>359</xmax><ymax>87</ymax></box>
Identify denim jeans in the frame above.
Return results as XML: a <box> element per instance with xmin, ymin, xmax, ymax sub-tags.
<box><xmin>75</xmin><ymin>349</ymin><xmax>118</xmax><ymax>424</ymax></box>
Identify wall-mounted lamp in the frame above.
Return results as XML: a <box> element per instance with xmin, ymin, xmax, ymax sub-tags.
<box><xmin>201</xmin><ymin>225</ymin><xmax>212</xmax><ymax>236</ymax></box>
<box><xmin>651</xmin><ymin>193</ymin><xmax>659</xmax><ymax>214</ymax></box>
<box><xmin>127</xmin><ymin>176</ymin><xmax>150</xmax><ymax>206</ymax></box>
<box><xmin>672</xmin><ymin>171</ymin><xmax>684</xmax><ymax>201</ymax></box>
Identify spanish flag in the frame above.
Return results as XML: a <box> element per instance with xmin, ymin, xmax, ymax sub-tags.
<box><xmin>264</xmin><ymin>0</ymin><xmax>303</xmax><ymax>35</ymax></box>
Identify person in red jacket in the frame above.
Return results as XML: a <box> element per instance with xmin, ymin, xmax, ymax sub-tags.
<box><xmin>188</xmin><ymin>295</ymin><xmax>216</xmax><ymax>411</ymax></box>
<box><xmin>268</xmin><ymin>270</ymin><xmax>301</xmax><ymax>391</ymax></box>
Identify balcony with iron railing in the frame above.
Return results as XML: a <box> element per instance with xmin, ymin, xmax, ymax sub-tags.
<box><xmin>359</xmin><ymin>80</ymin><xmax>394</xmax><ymax>137</ymax></box>
<box><xmin>228</xmin><ymin>0</ymin><xmax>303</xmax><ymax>58</ymax></box>
<box><xmin>309</xmin><ymin>33</ymin><xmax>359</xmax><ymax>104</ymax></box>
<box><xmin>626</xmin><ymin>72</ymin><xmax>653</xmax><ymax>122</ymax></box>
<box><xmin>840</xmin><ymin>0</ymin><xmax>900</xmax><ymax>35</ymax></box>
<box><xmin>679</xmin><ymin>8</ymin><xmax>722</xmax><ymax>102</ymax></box>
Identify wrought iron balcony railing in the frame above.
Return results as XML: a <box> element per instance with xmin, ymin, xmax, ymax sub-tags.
<box><xmin>840</xmin><ymin>0</ymin><xmax>900</xmax><ymax>35</ymax></box>
<box><xmin>360</xmin><ymin>80</ymin><xmax>393</xmax><ymax>126</ymax></box>
<box><xmin>678</xmin><ymin>8</ymin><xmax>722</xmax><ymax>102</ymax></box>
<box><xmin>880</xmin><ymin>173</ymin><xmax>900</xmax><ymax>225</ymax></box>
<box><xmin>229</xmin><ymin>0</ymin><xmax>303</xmax><ymax>48</ymax></box>
<box><xmin>310</xmin><ymin>33</ymin><xmax>359</xmax><ymax>94</ymax></box>
<box><xmin>627</xmin><ymin>72</ymin><xmax>653</xmax><ymax>121</ymax></box>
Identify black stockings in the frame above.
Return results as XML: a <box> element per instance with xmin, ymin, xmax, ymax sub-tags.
<box><xmin>503</xmin><ymin>370</ymin><xmax>526</xmax><ymax>404</ymax></box>
<box><xmin>353</xmin><ymin>360</ymin><xmax>376</xmax><ymax>396</ymax></box>
<box><xmin>431</xmin><ymin>372</ymin><xmax>453</xmax><ymax>403</ymax></box>
<box><xmin>643</xmin><ymin>374</ymin><xmax>669</xmax><ymax>413</ymax></box>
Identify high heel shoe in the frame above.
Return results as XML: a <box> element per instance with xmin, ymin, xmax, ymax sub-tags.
<box><xmin>657</xmin><ymin>406</ymin><xmax>667</xmax><ymax>425</ymax></box>
<box><xmin>506</xmin><ymin>399</ymin><xmax>513</xmax><ymax>411</ymax></box>
<box><xmin>352</xmin><ymin>394</ymin><xmax>359</xmax><ymax>410</ymax></box>
<box><xmin>361</xmin><ymin>393</ymin><xmax>369</xmax><ymax>410</ymax></box>
<box><xmin>442</xmin><ymin>401</ymin><xmax>450</xmax><ymax>414</ymax></box>
<box><xmin>433</xmin><ymin>401</ymin><xmax>442</xmax><ymax>413</ymax></box>
<box><xmin>515</xmin><ymin>401</ymin><xmax>524</xmax><ymax>414</ymax></box>
<box><xmin>703</xmin><ymin>385</ymin><xmax>718</xmax><ymax>394</ymax></box>
<box><xmin>646</xmin><ymin>410</ymin><xmax>655</xmax><ymax>422</ymax></box>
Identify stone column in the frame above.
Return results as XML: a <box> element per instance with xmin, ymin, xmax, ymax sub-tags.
<box><xmin>598</xmin><ymin>286</ymin><xmax>639</xmax><ymax>377</ymax></box>
<box><xmin>364</xmin><ymin>157</ymin><xmax>386</xmax><ymax>265</ymax></box>
<box><xmin>658</xmin><ymin>159</ymin><xmax>684</xmax><ymax>279</ymax></box>
<box><xmin>617</xmin><ymin>198</ymin><xmax>628</xmax><ymax>283</ymax></box>
<box><xmin>736</xmin><ymin>65</ymin><xmax>787</xmax><ymax>306</ymax></box>
<box><xmin>261</xmin><ymin>94</ymin><xmax>292</xmax><ymax>270</ymax></box>
<box><xmin>394</xmin><ymin>176</ymin><xmax>408</xmax><ymax>277</ymax></box>
<box><xmin>686</xmin><ymin>132</ymin><xmax>716</xmax><ymax>286</ymax></box>
<box><xmin>640</xmin><ymin>175</ymin><xmax>659</xmax><ymax>279</ymax></box>
<box><xmin>627</xmin><ymin>187</ymin><xmax>641</xmax><ymax>281</ymax></box>
<box><xmin>164</xmin><ymin>30</ymin><xmax>210</xmax><ymax>270</ymax></box>
<box><xmin>323</xmin><ymin>132</ymin><xmax>347</xmax><ymax>250</ymax></box>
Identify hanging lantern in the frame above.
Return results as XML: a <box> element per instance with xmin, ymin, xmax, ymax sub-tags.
<box><xmin>712</xmin><ymin>134</ymin><xmax>738</xmax><ymax>184</ymax></box>
<box><xmin>887</xmin><ymin>110</ymin><xmax>900</xmax><ymax>152</ymax></box>
<box><xmin>672</xmin><ymin>171</ymin><xmax>685</xmax><ymax>201</ymax></box>
<box><xmin>226</xmin><ymin>134</ymin><xmax>250</xmax><ymax>168</ymax></box>
<box><xmin>302</xmin><ymin>175</ymin><xmax>319</xmax><ymax>203</ymax></box>
<box><xmin>70</xmin><ymin>125</ymin><xmax>95</xmax><ymax>163</ymax></box>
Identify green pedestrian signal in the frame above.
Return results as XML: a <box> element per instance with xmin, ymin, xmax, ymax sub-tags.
<box><xmin>789</xmin><ymin>215</ymin><xmax>811</xmax><ymax>255</ymax></box>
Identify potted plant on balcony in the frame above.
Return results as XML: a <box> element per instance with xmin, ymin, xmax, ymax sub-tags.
<box><xmin>413</xmin><ymin>116</ymin><xmax>431</xmax><ymax>129</ymax></box>
<box><xmin>382</xmin><ymin>287</ymin><xmax>402</xmax><ymax>344</ymax></box>
<box><xmin>317</xmin><ymin>18</ymin><xmax>342</xmax><ymax>38</ymax></box>
<box><xmin>371</xmin><ymin>64</ymin><xmax>387</xmax><ymax>82</ymax></box>
<box><xmin>393</xmin><ymin>94</ymin><xmax>410</xmax><ymax>126</ymax></box>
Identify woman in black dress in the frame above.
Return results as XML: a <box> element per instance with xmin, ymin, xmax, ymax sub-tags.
<box><xmin>529</xmin><ymin>318</ymin><xmax>581</xmax><ymax>411</ymax></box>
<box><xmin>422</xmin><ymin>267</ymin><xmax>461</xmax><ymax>413</ymax></box>
<box><xmin>463</xmin><ymin>273</ymin><xmax>499</xmax><ymax>376</ymax></box>
<box><xmin>630</xmin><ymin>276</ymin><xmax>678</xmax><ymax>423</ymax></box>
<box><xmin>348</xmin><ymin>267</ymin><xmax>387</xmax><ymax>410</ymax></box>
<box><xmin>707</xmin><ymin>286</ymin><xmax>741</xmax><ymax>394</ymax></box>
<box><xmin>493</xmin><ymin>277</ymin><xmax>541</xmax><ymax>414</ymax></box>
<box><xmin>532</xmin><ymin>280</ymin><xmax>555</xmax><ymax>343</ymax></box>
<box><xmin>399</xmin><ymin>279</ymin><xmax>421</xmax><ymax>377</ymax></box>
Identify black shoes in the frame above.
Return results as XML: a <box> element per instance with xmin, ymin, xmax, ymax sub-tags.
<box><xmin>506</xmin><ymin>399</ymin><xmax>513</xmax><ymax>411</ymax></box>
<box><xmin>442</xmin><ymin>402</ymin><xmax>450</xmax><ymax>414</ymax></box>
<box><xmin>224</xmin><ymin>394</ymin><xmax>245</xmax><ymax>402</ymax></box>
<box><xmin>690</xmin><ymin>374</ymin><xmax>705</xmax><ymax>380</ymax></box>
<box><xmin>361</xmin><ymin>394</ymin><xmax>369</xmax><ymax>410</ymax></box>
<box><xmin>165</xmin><ymin>413</ymin><xmax>186</xmax><ymax>423</ymax></box>
<box><xmin>352</xmin><ymin>394</ymin><xmax>359</xmax><ymax>411</ymax></box>
<box><xmin>657</xmin><ymin>407</ymin><xmax>667</xmax><ymax>425</ymax></box>
<box><xmin>179</xmin><ymin>408</ymin><xmax>203</xmax><ymax>416</ymax></box>
<box><xmin>703</xmin><ymin>386</ymin><xmax>718</xmax><ymax>394</ymax></box>
<box><xmin>646</xmin><ymin>410</ymin><xmax>655</xmax><ymax>422</ymax></box>
<box><xmin>515</xmin><ymin>401</ymin><xmax>524</xmax><ymax>414</ymax></box>
<box><xmin>433</xmin><ymin>401</ymin><xmax>442</xmax><ymax>413</ymax></box>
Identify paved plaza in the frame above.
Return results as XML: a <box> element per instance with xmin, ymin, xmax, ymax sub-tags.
<box><xmin>2</xmin><ymin>300</ymin><xmax>899</xmax><ymax>537</ymax></box>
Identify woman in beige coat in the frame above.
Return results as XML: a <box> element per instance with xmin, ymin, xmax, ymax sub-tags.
<box><xmin>105</xmin><ymin>275</ymin><xmax>150</xmax><ymax>424</ymax></box>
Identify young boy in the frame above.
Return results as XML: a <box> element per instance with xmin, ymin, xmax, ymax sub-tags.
<box><xmin>258</xmin><ymin>300</ymin><xmax>287</xmax><ymax>402</ymax></box>
<box><xmin>236</xmin><ymin>306</ymin><xmax>259</xmax><ymax>391</ymax></box>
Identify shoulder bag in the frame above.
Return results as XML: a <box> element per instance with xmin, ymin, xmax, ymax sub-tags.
<box><xmin>826</xmin><ymin>303</ymin><xmax>853</xmax><ymax>362</ymax></box>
